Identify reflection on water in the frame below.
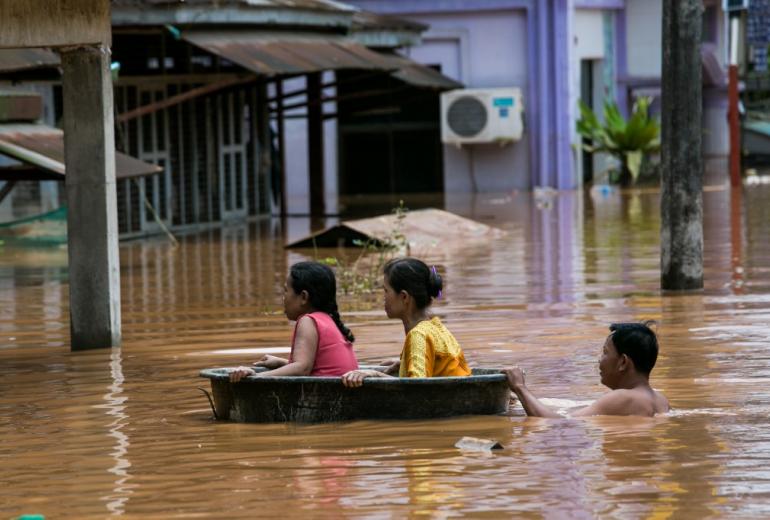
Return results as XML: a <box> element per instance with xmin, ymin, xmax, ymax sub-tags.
<box><xmin>1</xmin><ymin>186</ymin><xmax>770</xmax><ymax>517</ymax></box>
<box><xmin>98</xmin><ymin>347</ymin><xmax>132</xmax><ymax>515</ymax></box>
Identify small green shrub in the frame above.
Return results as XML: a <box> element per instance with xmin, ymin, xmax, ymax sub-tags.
<box><xmin>316</xmin><ymin>201</ymin><xmax>410</xmax><ymax>297</ymax></box>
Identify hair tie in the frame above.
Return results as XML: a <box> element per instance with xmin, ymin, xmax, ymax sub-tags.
<box><xmin>431</xmin><ymin>265</ymin><xmax>443</xmax><ymax>299</ymax></box>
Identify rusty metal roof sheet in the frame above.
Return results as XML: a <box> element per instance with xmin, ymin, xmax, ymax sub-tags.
<box><xmin>182</xmin><ymin>30</ymin><xmax>461</xmax><ymax>89</ymax></box>
<box><xmin>0</xmin><ymin>124</ymin><xmax>162</xmax><ymax>180</ymax></box>
<box><xmin>286</xmin><ymin>209</ymin><xmax>505</xmax><ymax>248</ymax></box>
<box><xmin>0</xmin><ymin>49</ymin><xmax>60</xmax><ymax>73</ymax></box>
<box><xmin>389</xmin><ymin>56</ymin><xmax>463</xmax><ymax>90</ymax></box>
<box><xmin>182</xmin><ymin>30</ymin><xmax>397</xmax><ymax>76</ymax></box>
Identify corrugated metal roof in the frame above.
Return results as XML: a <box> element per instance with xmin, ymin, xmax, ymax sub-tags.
<box><xmin>182</xmin><ymin>30</ymin><xmax>461</xmax><ymax>89</ymax></box>
<box><xmin>0</xmin><ymin>124</ymin><xmax>162</xmax><ymax>180</ymax></box>
<box><xmin>351</xmin><ymin>11</ymin><xmax>427</xmax><ymax>33</ymax></box>
<box><xmin>389</xmin><ymin>55</ymin><xmax>463</xmax><ymax>90</ymax></box>
<box><xmin>182</xmin><ymin>30</ymin><xmax>397</xmax><ymax>75</ymax></box>
<box><xmin>0</xmin><ymin>49</ymin><xmax>60</xmax><ymax>73</ymax></box>
<box><xmin>112</xmin><ymin>0</ymin><xmax>356</xmax><ymax>29</ymax></box>
<box><xmin>111</xmin><ymin>0</ymin><xmax>355</xmax><ymax>11</ymax></box>
<box><xmin>349</xmin><ymin>11</ymin><xmax>425</xmax><ymax>48</ymax></box>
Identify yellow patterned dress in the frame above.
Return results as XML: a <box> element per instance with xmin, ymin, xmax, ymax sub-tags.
<box><xmin>398</xmin><ymin>317</ymin><xmax>471</xmax><ymax>377</ymax></box>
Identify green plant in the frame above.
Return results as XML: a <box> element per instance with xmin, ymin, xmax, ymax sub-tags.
<box><xmin>317</xmin><ymin>201</ymin><xmax>410</xmax><ymax>297</ymax></box>
<box><xmin>577</xmin><ymin>97</ymin><xmax>660</xmax><ymax>186</ymax></box>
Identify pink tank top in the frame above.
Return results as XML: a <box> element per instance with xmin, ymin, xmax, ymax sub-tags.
<box><xmin>289</xmin><ymin>312</ymin><xmax>359</xmax><ymax>376</ymax></box>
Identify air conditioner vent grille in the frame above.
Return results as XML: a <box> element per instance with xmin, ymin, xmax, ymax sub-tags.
<box><xmin>447</xmin><ymin>96</ymin><xmax>487</xmax><ymax>137</ymax></box>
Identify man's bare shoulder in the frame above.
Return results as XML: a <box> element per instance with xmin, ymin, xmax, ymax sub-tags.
<box><xmin>572</xmin><ymin>387</ymin><xmax>668</xmax><ymax>417</ymax></box>
<box><xmin>610</xmin><ymin>387</ymin><xmax>669</xmax><ymax>416</ymax></box>
<box><xmin>651</xmin><ymin>389</ymin><xmax>670</xmax><ymax>415</ymax></box>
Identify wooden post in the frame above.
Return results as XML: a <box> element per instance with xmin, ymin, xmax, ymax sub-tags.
<box><xmin>730</xmin><ymin>188</ymin><xmax>743</xmax><ymax>293</ymax></box>
<box><xmin>256</xmin><ymin>81</ymin><xmax>272</xmax><ymax>213</ymax></box>
<box><xmin>276</xmin><ymin>79</ymin><xmax>287</xmax><ymax>218</ymax></box>
<box><xmin>728</xmin><ymin>64</ymin><xmax>741</xmax><ymax>187</ymax></box>
<box><xmin>61</xmin><ymin>45</ymin><xmax>121</xmax><ymax>348</ymax></box>
<box><xmin>307</xmin><ymin>72</ymin><xmax>325</xmax><ymax>217</ymax></box>
<box><xmin>661</xmin><ymin>0</ymin><xmax>704</xmax><ymax>291</ymax></box>
<box><xmin>728</xmin><ymin>13</ymin><xmax>742</xmax><ymax>187</ymax></box>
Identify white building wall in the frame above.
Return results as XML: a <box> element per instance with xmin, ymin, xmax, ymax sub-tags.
<box><xmin>626</xmin><ymin>0</ymin><xmax>662</xmax><ymax>77</ymax></box>
<box><xmin>571</xmin><ymin>10</ymin><xmax>608</xmax><ymax>182</ymax></box>
<box><xmin>626</xmin><ymin>0</ymin><xmax>729</xmax><ymax>167</ymax></box>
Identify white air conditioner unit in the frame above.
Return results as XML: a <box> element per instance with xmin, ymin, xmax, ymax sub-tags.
<box><xmin>441</xmin><ymin>87</ymin><xmax>524</xmax><ymax>145</ymax></box>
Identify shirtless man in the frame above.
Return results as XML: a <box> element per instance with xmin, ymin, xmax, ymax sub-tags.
<box><xmin>505</xmin><ymin>322</ymin><xmax>669</xmax><ymax>418</ymax></box>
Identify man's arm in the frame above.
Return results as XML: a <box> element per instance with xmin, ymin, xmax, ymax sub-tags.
<box><xmin>504</xmin><ymin>367</ymin><xmax>563</xmax><ymax>419</ymax></box>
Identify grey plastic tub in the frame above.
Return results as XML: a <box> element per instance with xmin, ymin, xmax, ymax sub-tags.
<box><xmin>199</xmin><ymin>366</ymin><xmax>510</xmax><ymax>423</ymax></box>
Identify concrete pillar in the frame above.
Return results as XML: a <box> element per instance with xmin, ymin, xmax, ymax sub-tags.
<box><xmin>535</xmin><ymin>0</ymin><xmax>574</xmax><ymax>189</ymax></box>
<box><xmin>661</xmin><ymin>0</ymin><xmax>703</xmax><ymax>291</ymax></box>
<box><xmin>61</xmin><ymin>45</ymin><xmax>121</xmax><ymax>349</ymax></box>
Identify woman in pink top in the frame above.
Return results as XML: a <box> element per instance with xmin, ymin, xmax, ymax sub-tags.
<box><xmin>229</xmin><ymin>262</ymin><xmax>358</xmax><ymax>381</ymax></box>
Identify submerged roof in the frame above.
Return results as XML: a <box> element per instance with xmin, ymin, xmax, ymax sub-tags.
<box><xmin>0</xmin><ymin>124</ymin><xmax>162</xmax><ymax>181</ymax></box>
<box><xmin>286</xmin><ymin>209</ymin><xmax>505</xmax><ymax>248</ymax></box>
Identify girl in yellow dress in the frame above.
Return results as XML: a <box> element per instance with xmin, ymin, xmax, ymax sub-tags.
<box><xmin>341</xmin><ymin>257</ymin><xmax>471</xmax><ymax>386</ymax></box>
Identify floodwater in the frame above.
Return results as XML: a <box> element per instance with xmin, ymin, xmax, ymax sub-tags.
<box><xmin>1</xmin><ymin>185</ymin><xmax>770</xmax><ymax>518</ymax></box>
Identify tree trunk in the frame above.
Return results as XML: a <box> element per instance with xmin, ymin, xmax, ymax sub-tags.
<box><xmin>661</xmin><ymin>0</ymin><xmax>704</xmax><ymax>291</ymax></box>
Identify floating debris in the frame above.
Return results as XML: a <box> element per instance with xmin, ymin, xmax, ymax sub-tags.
<box><xmin>454</xmin><ymin>436</ymin><xmax>503</xmax><ymax>451</ymax></box>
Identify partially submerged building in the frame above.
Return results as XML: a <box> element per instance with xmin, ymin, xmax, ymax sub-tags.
<box><xmin>0</xmin><ymin>0</ymin><xmax>460</xmax><ymax>234</ymax></box>
<box><xmin>347</xmin><ymin>0</ymin><xmax>732</xmax><ymax>190</ymax></box>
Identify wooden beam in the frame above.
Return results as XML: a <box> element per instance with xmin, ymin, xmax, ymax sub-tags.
<box><xmin>276</xmin><ymin>79</ymin><xmax>287</xmax><ymax>218</ymax></box>
<box><xmin>256</xmin><ymin>82</ymin><xmax>273</xmax><ymax>213</ymax></box>
<box><xmin>265</xmin><ymin>70</ymin><xmax>394</xmax><ymax>103</ymax></box>
<box><xmin>271</xmin><ymin>86</ymin><xmax>412</xmax><ymax>113</ymax></box>
<box><xmin>116</xmin><ymin>75</ymin><xmax>256</xmax><ymax>123</ymax></box>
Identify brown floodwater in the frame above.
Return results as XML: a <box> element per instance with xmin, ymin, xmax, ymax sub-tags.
<box><xmin>1</xmin><ymin>185</ymin><xmax>770</xmax><ymax>518</ymax></box>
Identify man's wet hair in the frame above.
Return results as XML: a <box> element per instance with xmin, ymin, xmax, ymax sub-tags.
<box><xmin>609</xmin><ymin>321</ymin><xmax>659</xmax><ymax>374</ymax></box>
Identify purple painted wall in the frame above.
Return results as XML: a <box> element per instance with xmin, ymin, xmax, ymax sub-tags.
<box><xmin>349</xmin><ymin>0</ymin><xmax>576</xmax><ymax>190</ymax></box>
<box><xmin>403</xmin><ymin>9</ymin><xmax>531</xmax><ymax>192</ymax></box>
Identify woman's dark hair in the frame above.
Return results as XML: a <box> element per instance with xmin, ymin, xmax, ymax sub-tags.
<box><xmin>609</xmin><ymin>321</ymin><xmax>659</xmax><ymax>374</ymax></box>
<box><xmin>383</xmin><ymin>257</ymin><xmax>442</xmax><ymax>310</ymax></box>
<box><xmin>289</xmin><ymin>261</ymin><xmax>354</xmax><ymax>343</ymax></box>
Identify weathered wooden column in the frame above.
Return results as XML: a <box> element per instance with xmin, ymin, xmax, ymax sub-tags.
<box><xmin>61</xmin><ymin>46</ymin><xmax>121</xmax><ymax>348</ymax></box>
<box><xmin>256</xmin><ymin>81</ymin><xmax>272</xmax><ymax>212</ymax></box>
<box><xmin>661</xmin><ymin>0</ymin><xmax>703</xmax><ymax>291</ymax></box>
<box><xmin>307</xmin><ymin>72</ymin><xmax>325</xmax><ymax>217</ymax></box>
<box><xmin>275</xmin><ymin>79</ymin><xmax>287</xmax><ymax>217</ymax></box>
